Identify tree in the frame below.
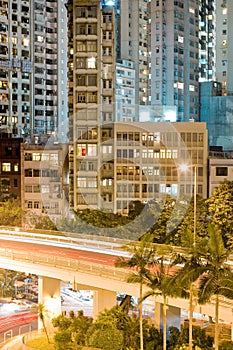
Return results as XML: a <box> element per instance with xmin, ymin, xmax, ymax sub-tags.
<box><xmin>27</xmin><ymin>213</ymin><xmax>58</xmax><ymax>230</ymax></box>
<box><xmin>86</xmin><ymin>321</ymin><xmax>124</xmax><ymax>350</ymax></box>
<box><xmin>38</xmin><ymin>303</ymin><xmax>50</xmax><ymax>344</ymax></box>
<box><xmin>197</xmin><ymin>224</ymin><xmax>233</xmax><ymax>350</ymax></box>
<box><xmin>141</xmin><ymin>256</ymin><xmax>187</xmax><ymax>350</ymax></box>
<box><xmin>52</xmin><ymin>310</ymin><xmax>92</xmax><ymax>348</ymax></box>
<box><xmin>115</xmin><ymin>240</ymin><xmax>158</xmax><ymax>350</ymax></box>
<box><xmin>219</xmin><ymin>341</ymin><xmax>233</xmax><ymax>350</ymax></box>
<box><xmin>0</xmin><ymin>198</ymin><xmax>23</xmax><ymax>226</ymax></box>
<box><xmin>144</xmin><ymin>196</ymin><xmax>180</xmax><ymax>245</ymax></box>
<box><xmin>171</xmin><ymin>238</ymin><xmax>208</xmax><ymax>350</ymax></box>
<box><xmin>207</xmin><ymin>180</ymin><xmax>233</xmax><ymax>247</ymax></box>
<box><xmin>167</xmin><ymin>326</ymin><xmax>213</xmax><ymax>350</ymax></box>
<box><xmin>176</xmin><ymin>196</ymin><xmax>209</xmax><ymax>247</ymax></box>
<box><xmin>143</xmin><ymin>196</ymin><xmax>207</xmax><ymax>247</ymax></box>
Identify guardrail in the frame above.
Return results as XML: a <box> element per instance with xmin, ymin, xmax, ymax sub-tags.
<box><xmin>0</xmin><ymin>245</ymin><xmax>129</xmax><ymax>282</ymax></box>
<box><xmin>0</xmin><ymin>226</ymin><xmax>132</xmax><ymax>251</ymax></box>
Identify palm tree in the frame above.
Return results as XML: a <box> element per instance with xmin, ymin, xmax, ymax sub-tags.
<box><xmin>141</xmin><ymin>256</ymin><xmax>188</xmax><ymax>350</ymax></box>
<box><xmin>115</xmin><ymin>240</ymin><xmax>159</xmax><ymax>350</ymax></box>
<box><xmin>197</xmin><ymin>224</ymin><xmax>233</xmax><ymax>350</ymax></box>
<box><xmin>38</xmin><ymin>303</ymin><xmax>50</xmax><ymax>344</ymax></box>
<box><xmin>171</xmin><ymin>235</ymin><xmax>206</xmax><ymax>350</ymax></box>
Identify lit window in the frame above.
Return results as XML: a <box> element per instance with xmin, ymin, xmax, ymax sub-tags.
<box><xmin>87</xmin><ymin>57</ymin><xmax>96</xmax><ymax>69</ymax></box>
<box><xmin>37</xmin><ymin>35</ymin><xmax>44</xmax><ymax>43</ymax></box>
<box><xmin>41</xmin><ymin>185</ymin><xmax>50</xmax><ymax>193</ymax></box>
<box><xmin>77</xmin><ymin>144</ymin><xmax>87</xmax><ymax>156</ymax></box>
<box><xmin>77</xmin><ymin>177</ymin><xmax>87</xmax><ymax>187</ymax></box>
<box><xmin>14</xmin><ymin>163</ymin><xmax>19</xmax><ymax>171</ymax></box>
<box><xmin>166</xmin><ymin>150</ymin><xmax>172</xmax><ymax>158</ymax></box>
<box><xmin>22</xmin><ymin>38</ymin><xmax>29</xmax><ymax>46</ymax></box>
<box><xmin>2</xmin><ymin>162</ymin><xmax>11</xmax><ymax>172</ymax></box>
<box><xmin>178</xmin><ymin>35</ymin><xmax>184</xmax><ymax>44</ymax></box>
<box><xmin>172</xmin><ymin>150</ymin><xmax>178</xmax><ymax>159</ymax></box>
<box><xmin>87</xmin><ymin>144</ymin><xmax>97</xmax><ymax>156</ymax></box>
<box><xmin>160</xmin><ymin>150</ymin><xmax>166</xmax><ymax>158</ymax></box>
<box><xmin>32</xmin><ymin>153</ymin><xmax>41</xmax><ymax>161</ymax></box>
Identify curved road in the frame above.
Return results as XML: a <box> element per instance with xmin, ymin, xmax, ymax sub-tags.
<box><xmin>0</xmin><ymin>239</ymin><xmax>118</xmax><ymax>266</ymax></box>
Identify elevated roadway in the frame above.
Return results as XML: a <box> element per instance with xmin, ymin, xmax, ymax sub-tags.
<box><xmin>0</xmin><ymin>227</ymin><xmax>233</xmax><ymax>328</ymax></box>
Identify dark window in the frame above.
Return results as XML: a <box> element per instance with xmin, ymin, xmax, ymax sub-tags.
<box><xmin>25</xmin><ymin>169</ymin><xmax>33</xmax><ymax>177</ymax></box>
<box><xmin>216</xmin><ymin>167</ymin><xmax>228</xmax><ymax>176</ymax></box>
<box><xmin>5</xmin><ymin>146</ymin><xmax>12</xmax><ymax>156</ymax></box>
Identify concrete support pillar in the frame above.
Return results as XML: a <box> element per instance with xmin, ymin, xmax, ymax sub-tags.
<box><xmin>38</xmin><ymin>276</ymin><xmax>61</xmax><ymax>331</ymax></box>
<box><xmin>154</xmin><ymin>301</ymin><xmax>162</xmax><ymax>329</ymax></box>
<box><xmin>154</xmin><ymin>302</ymin><xmax>181</xmax><ymax>335</ymax></box>
<box><xmin>166</xmin><ymin>305</ymin><xmax>181</xmax><ymax>331</ymax></box>
<box><xmin>93</xmin><ymin>289</ymin><xmax>116</xmax><ymax>320</ymax></box>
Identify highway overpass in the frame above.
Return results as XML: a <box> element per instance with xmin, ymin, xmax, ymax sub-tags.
<box><xmin>0</xmin><ymin>227</ymin><xmax>233</xmax><ymax>337</ymax></box>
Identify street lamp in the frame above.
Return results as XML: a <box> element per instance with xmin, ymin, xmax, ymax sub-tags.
<box><xmin>180</xmin><ymin>164</ymin><xmax>197</xmax><ymax>350</ymax></box>
<box><xmin>179</xmin><ymin>164</ymin><xmax>197</xmax><ymax>247</ymax></box>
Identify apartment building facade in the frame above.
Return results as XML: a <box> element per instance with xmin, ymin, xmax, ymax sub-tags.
<box><xmin>21</xmin><ymin>142</ymin><xmax>68</xmax><ymax>219</ymax></box>
<box><xmin>0</xmin><ymin>132</ymin><xmax>22</xmax><ymax>200</ymax></box>
<box><xmin>0</xmin><ymin>0</ymin><xmax>68</xmax><ymax>140</ymax></box>
<box><xmin>67</xmin><ymin>0</ymin><xmax>116</xmax><ymax>211</ymax></box>
<box><xmin>215</xmin><ymin>0</ymin><xmax>233</xmax><ymax>95</ymax></box>
<box><xmin>67</xmin><ymin>0</ymin><xmax>209</xmax><ymax>213</ymax></box>
<box><xmin>71</xmin><ymin>120</ymin><xmax>208</xmax><ymax>214</ymax></box>
<box><xmin>209</xmin><ymin>150</ymin><xmax>233</xmax><ymax>195</ymax></box>
<box><xmin>113</xmin><ymin>121</ymin><xmax>208</xmax><ymax>213</ymax></box>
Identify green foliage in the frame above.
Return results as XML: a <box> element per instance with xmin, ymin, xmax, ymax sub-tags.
<box><xmin>86</xmin><ymin>321</ymin><xmax>124</xmax><ymax>350</ymax></box>
<box><xmin>0</xmin><ymin>269</ymin><xmax>24</xmax><ymax>297</ymax></box>
<box><xmin>74</xmin><ymin>209</ymin><xmax>130</xmax><ymax>229</ymax></box>
<box><xmin>168</xmin><ymin>326</ymin><xmax>213</xmax><ymax>349</ymax></box>
<box><xmin>85</xmin><ymin>306</ymin><xmax>162</xmax><ymax>350</ymax></box>
<box><xmin>51</xmin><ymin>305</ymin><xmax>217</xmax><ymax>350</ymax></box>
<box><xmin>0</xmin><ymin>198</ymin><xmax>23</xmax><ymax>226</ymax></box>
<box><xmin>53</xmin><ymin>330</ymin><xmax>73</xmax><ymax>350</ymax></box>
<box><xmin>142</xmin><ymin>195</ymin><xmax>208</xmax><ymax>246</ymax></box>
<box><xmin>144</xmin><ymin>197</ymin><xmax>179</xmax><ymax>244</ymax></box>
<box><xmin>27</xmin><ymin>213</ymin><xmax>58</xmax><ymax>231</ymax></box>
<box><xmin>219</xmin><ymin>341</ymin><xmax>233</xmax><ymax>350</ymax></box>
<box><xmin>52</xmin><ymin>310</ymin><xmax>92</xmax><ymax>349</ymax></box>
<box><xmin>198</xmin><ymin>224</ymin><xmax>233</xmax><ymax>305</ymax></box>
<box><xmin>176</xmin><ymin>196</ymin><xmax>209</xmax><ymax>247</ymax></box>
<box><xmin>167</xmin><ymin>326</ymin><xmax>181</xmax><ymax>349</ymax></box>
<box><xmin>145</xmin><ymin>325</ymin><xmax>163</xmax><ymax>350</ymax></box>
<box><xmin>207</xmin><ymin>180</ymin><xmax>233</xmax><ymax>247</ymax></box>
<box><xmin>86</xmin><ymin>306</ymin><xmax>133</xmax><ymax>349</ymax></box>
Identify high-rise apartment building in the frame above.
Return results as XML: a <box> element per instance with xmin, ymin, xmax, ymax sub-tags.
<box><xmin>118</xmin><ymin>0</ymin><xmax>149</xmax><ymax>110</ymax></box>
<box><xmin>0</xmin><ymin>0</ymin><xmax>68</xmax><ymax>140</ymax></box>
<box><xmin>115</xmin><ymin>59</ymin><xmax>136</xmax><ymax>122</ymax></box>
<box><xmin>67</xmin><ymin>0</ymin><xmax>116</xmax><ymax>211</ymax></box>
<box><xmin>151</xmin><ymin>0</ymin><xmax>200</xmax><ymax>121</ymax></box>
<box><xmin>199</xmin><ymin>0</ymin><xmax>216</xmax><ymax>82</ymax></box>
<box><xmin>118</xmin><ymin>0</ymin><xmax>200</xmax><ymax>121</ymax></box>
<box><xmin>67</xmin><ymin>0</ymin><xmax>210</xmax><ymax>213</ymax></box>
<box><xmin>215</xmin><ymin>0</ymin><xmax>233</xmax><ymax>95</ymax></box>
